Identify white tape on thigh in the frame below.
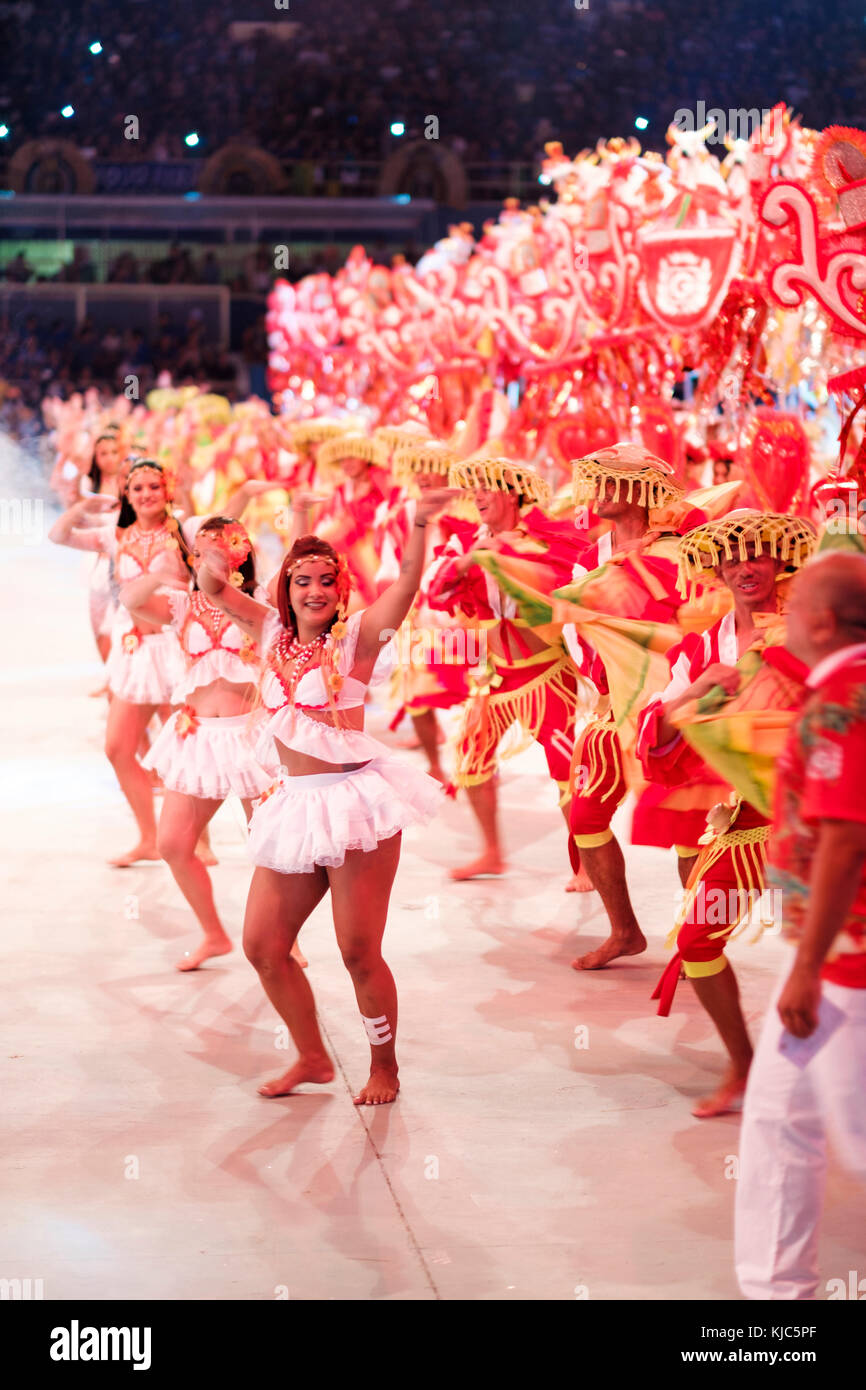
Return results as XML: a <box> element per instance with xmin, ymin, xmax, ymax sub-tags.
<box><xmin>362</xmin><ymin>1013</ymin><xmax>393</xmax><ymax>1045</ymax></box>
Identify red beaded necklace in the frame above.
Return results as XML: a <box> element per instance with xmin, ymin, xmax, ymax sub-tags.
<box><xmin>271</xmin><ymin>629</ymin><xmax>329</xmax><ymax>702</ymax></box>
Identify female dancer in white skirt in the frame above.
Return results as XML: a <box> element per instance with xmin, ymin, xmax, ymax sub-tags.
<box><xmin>119</xmin><ymin>515</ymin><xmax>310</xmax><ymax>971</ymax></box>
<box><xmin>196</xmin><ymin>489</ymin><xmax>452</xmax><ymax>1105</ymax></box>
<box><xmin>49</xmin><ymin>459</ymin><xmax>190</xmax><ymax>865</ymax></box>
<box><xmin>80</xmin><ymin>431</ymin><xmax>125</xmax><ymax>669</ymax></box>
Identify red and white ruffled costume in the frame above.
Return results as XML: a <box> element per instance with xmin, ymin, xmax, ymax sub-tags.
<box><xmin>72</xmin><ymin>520</ymin><xmax>188</xmax><ymax>704</ymax></box>
<box><xmin>142</xmin><ymin>589</ymin><xmax>277</xmax><ymax>800</ymax></box>
<box><xmin>249</xmin><ymin>609</ymin><xmax>443</xmax><ymax>874</ymax></box>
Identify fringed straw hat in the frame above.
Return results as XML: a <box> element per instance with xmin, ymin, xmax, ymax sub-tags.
<box><xmin>448</xmin><ymin>455</ymin><xmax>552</xmax><ymax>507</ymax></box>
<box><xmin>315</xmin><ymin>432</ymin><xmax>380</xmax><ymax>470</ymax></box>
<box><xmin>289</xmin><ymin>418</ymin><xmax>364</xmax><ymax>454</ymax></box>
<box><xmin>677</xmin><ymin>509</ymin><xmax>818</xmax><ymax>593</ymax></box>
<box><xmin>572</xmin><ymin>442</ymin><xmax>683</xmax><ymax>510</ymax></box>
<box><xmin>372</xmin><ymin>421</ymin><xmax>433</xmax><ymax>468</ymax></box>
<box><xmin>392</xmin><ymin>438</ymin><xmax>456</xmax><ymax>484</ymax></box>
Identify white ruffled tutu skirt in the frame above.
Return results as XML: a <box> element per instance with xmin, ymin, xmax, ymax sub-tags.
<box><xmin>143</xmin><ymin>711</ymin><xmax>277</xmax><ymax>800</ymax></box>
<box><xmin>107</xmin><ymin>619</ymin><xmax>186</xmax><ymax>705</ymax></box>
<box><xmin>248</xmin><ymin>756</ymin><xmax>444</xmax><ymax>874</ymax></box>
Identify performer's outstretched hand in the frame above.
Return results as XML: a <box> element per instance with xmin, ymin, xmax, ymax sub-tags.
<box><xmin>414</xmin><ymin>487</ymin><xmax>459</xmax><ymax>525</ymax></box>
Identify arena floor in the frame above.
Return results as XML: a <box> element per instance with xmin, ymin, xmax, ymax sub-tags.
<box><xmin>3</xmin><ymin>532</ymin><xmax>864</xmax><ymax>1302</ymax></box>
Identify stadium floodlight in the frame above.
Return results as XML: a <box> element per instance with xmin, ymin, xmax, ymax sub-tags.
<box><xmin>635</xmin><ymin>116</ymin><xmax>649</xmax><ymax>130</ymax></box>
<box><xmin>390</xmin><ymin>121</ymin><xmax>405</xmax><ymax>137</ymax></box>
<box><xmin>89</xmin><ymin>42</ymin><xmax>103</xmax><ymax>55</ymax></box>
<box><xmin>61</xmin><ymin>105</ymin><xmax>75</xmax><ymax>119</ymax></box>
<box><xmin>184</xmin><ymin>132</ymin><xmax>200</xmax><ymax>147</ymax></box>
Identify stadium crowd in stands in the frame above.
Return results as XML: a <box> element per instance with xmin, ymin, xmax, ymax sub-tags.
<box><xmin>2</xmin><ymin>0</ymin><xmax>863</xmax><ymax>173</ymax></box>
<box><xmin>0</xmin><ymin>308</ymin><xmax>270</xmax><ymax>432</ymax></box>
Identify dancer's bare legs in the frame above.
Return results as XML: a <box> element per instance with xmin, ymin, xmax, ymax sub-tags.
<box><xmin>411</xmin><ymin>709</ymin><xmax>446</xmax><ymax>783</ymax></box>
<box><xmin>328</xmin><ymin>832</ymin><xmax>402</xmax><ymax>1105</ymax></box>
<box><xmin>89</xmin><ymin>632</ymin><xmax>112</xmax><ymax>696</ymax></box>
<box><xmin>571</xmin><ymin>834</ymin><xmax>647</xmax><ymax>969</ymax></box>
<box><xmin>689</xmin><ymin>962</ymin><xmax>753</xmax><ymax>1118</ymax></box>
<box><xmin>158</xmin><ymin>792</ymin><xmax>233</xmax><ymax>969</ymax></box>
<box><xmin>561</xmin><ymin>800</ymin><xmax>594</xmax><ymax>893</ymax></box>
<box><xmin>451</xmin><ymin>776</ymin><xmax>506</xmax><ymax>879</ymax></box>
<box><xmin>160</xmin><ymin>793</ymin><xmax>307</xmax><ymax>972</ymax></box>
<box><xmin>105</xmin><ymin>698</ymin><xmax>161</xmax><ymax>865</ymax></box>
<box><xmin>244</xmin><ymin>864</ymin><xmax>333</xmax><ymax>1096</ymax></box>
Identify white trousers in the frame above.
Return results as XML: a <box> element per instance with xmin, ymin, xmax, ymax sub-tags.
<box><xmin>735</xmin><ymin>958</ymin><xmax>866</xmax><ymax>1299</ymax></box>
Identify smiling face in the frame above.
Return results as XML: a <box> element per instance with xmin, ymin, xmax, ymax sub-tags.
<box><xmin>125</xmin><ymin>467</ymin><xmax>167</xmax><ymax>523</ymax></box>
<box><xmin>718</xmin><ymin>542</ymin><xmax>782</xmax><ymax>608</ymax></box>
<box><xmin>474</xmin><ymin>487</ymin><xmax>520</xmax><ymax>532</ymax></box>
<box><xmin>289</xmin><ymin>559</ymin><xmax>340</xmax><ymax>631</ymax></box>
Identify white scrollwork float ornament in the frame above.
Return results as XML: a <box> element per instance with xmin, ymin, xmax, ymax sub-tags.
<box><xmin>760</xmin><ymin>181</ymin><xmax>866</xmax><ymax>339</ymax></box>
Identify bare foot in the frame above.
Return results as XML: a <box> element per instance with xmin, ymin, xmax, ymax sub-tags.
<box><xmin>354</xmin><ymin>1065</ymin><xmax>400</xmax><ymax>1106</ymax></box>
<box><xmin>110</xmin><ymin>842</ymin><xmax>161</xmax><ymax>868</ymax></box>
<box><xmin>195</xmin><ymin>838</ymin><xmax>218</xmax><ymax>867</ymax></box>
<box><xmin>176</xmin><ymin>935</ymin><xmax>233</xmax><ymax>971</ymax></box>
<box><xmin>571</xmin><ymin>927</ymin><xmax>647</xmax><ymax>970</ymax></box>
<box><xmin>450</xmin><ymin>851</ymin><xmax>507</xmax><ymax>881</ymax></box>
<box><xmin>89</xmin><ymin>682</ymin><xmax>109</xmax><ymax>698</ymax></box>
<box><xmin>691</xmin><ymin>1073</ymin><xmax>748</xmax><ymax>1119</ymax></box>
<box><xmin>291</xmin><ymin>941</ymin><xmax>308</xmax><ymax>969</ymax></box>
<box><xmin>565</xmin><ymin>866</ymin><xmax>595</xmax><ymax>893</ymax></box>
<box><xmin>258</xmin><ymin>1055</ymin><xmax>335</xmax><ymax>1097</ymax></box>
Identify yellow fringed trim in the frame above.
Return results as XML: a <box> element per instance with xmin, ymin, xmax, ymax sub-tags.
<box><xmin>456</xmin><ymin>653</ymin><xmax>576</xmax><ymax>777</ymax></box>
<box><xmin>677</xmin><ymin>511</ymin><xmax>818</xmax><ymax>595</ymax></box>
<box><xmin>289</xmin><ymin>418</ymin><xmax>362</xmax><ymax>451</ymax></box>
<box><xmin>572</xmin><ymin>459</ymin><xmax>683</xmax><ymax>511</ymax></box>
<box><xmin>449</xmin><ymin>456</ymin><xmax>552</xmax><ymax>506</ymax></box>
<box><xmin>572</xmin><ymin>715</ymin><xmax>622</xmax><ymax>800</ymax></box>
<box><xmin>372</xmin><ymin>422</ymin><xmax>433</xmax><ymax>467</ymax></box>
<box><xmin>391</xmin><ymin>438</ymin><xmax>455</xmax><ymax>481</ymax></box>
<box><xmin>666</xmin><ymin>824</ymin><xmax>771</xmax><ymax>951</ymax></box>
<box><xmin>316</xmin><ymin>433</ymin><xmax>380</xmax><ymax>469</ymax></box>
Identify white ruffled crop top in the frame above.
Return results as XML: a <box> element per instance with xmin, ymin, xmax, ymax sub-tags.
<box><xmin>256</xmin><ymin>608</ymin><xmax>392</xmax><ymax>767</ymax></box>
<box><xmin>168</xmin><ymin>589</ymin><xmax>260</xmax><ymax>702</ymax></box>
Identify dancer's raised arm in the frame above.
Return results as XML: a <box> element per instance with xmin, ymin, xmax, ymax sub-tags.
<box><xmin>119</xmin><ymin>572</ymin><xmax>187</xmax><ymax>628</ymax></box>
<box><xmin>48</xmin><ymin>494</ymin><xmax>119</xmax><ymax>551</ymax></box>
<box><xmin>356</xmin><ymin>488</ymin><xmax>456</xmax><ymax>664</ymax></box>
<box><xmin>195</xmin><ymin>533</ymin><xmax>271</xmax><ymax>643</ymax></box>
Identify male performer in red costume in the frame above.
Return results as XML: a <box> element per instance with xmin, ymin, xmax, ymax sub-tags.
<box><xmin>426</xmin><ymin>456</ymin><xmax>592</xmax><ymax>880</ymax></box>
<box><xmin>639</xmin><ymin>510</ymin><xmax>816</xmax><ymax>1116</ymax></box>
<box><xmin>557</xmin><ymin>444</ymin><xmax>700</xmax><ymax>969</ymax></box>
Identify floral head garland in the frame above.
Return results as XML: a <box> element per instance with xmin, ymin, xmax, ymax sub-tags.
<box><xmin>285</xmin><ymin>548</ymin><xmax>353</xmax><ymax>628</ymax></box>
<box><xmin>281</xmin><ymin>548</ymin><xmax>354</xmax><ymax>709</ymax></box>
<box><xmin>125</xmin><ymin>457</ymin><xmax>175</xmax><ymax>503</ymax></box>
<box><xmin>206</xmin><ymin>521</ymin><xmax>252</xmax><ymax>589</ymax></box>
